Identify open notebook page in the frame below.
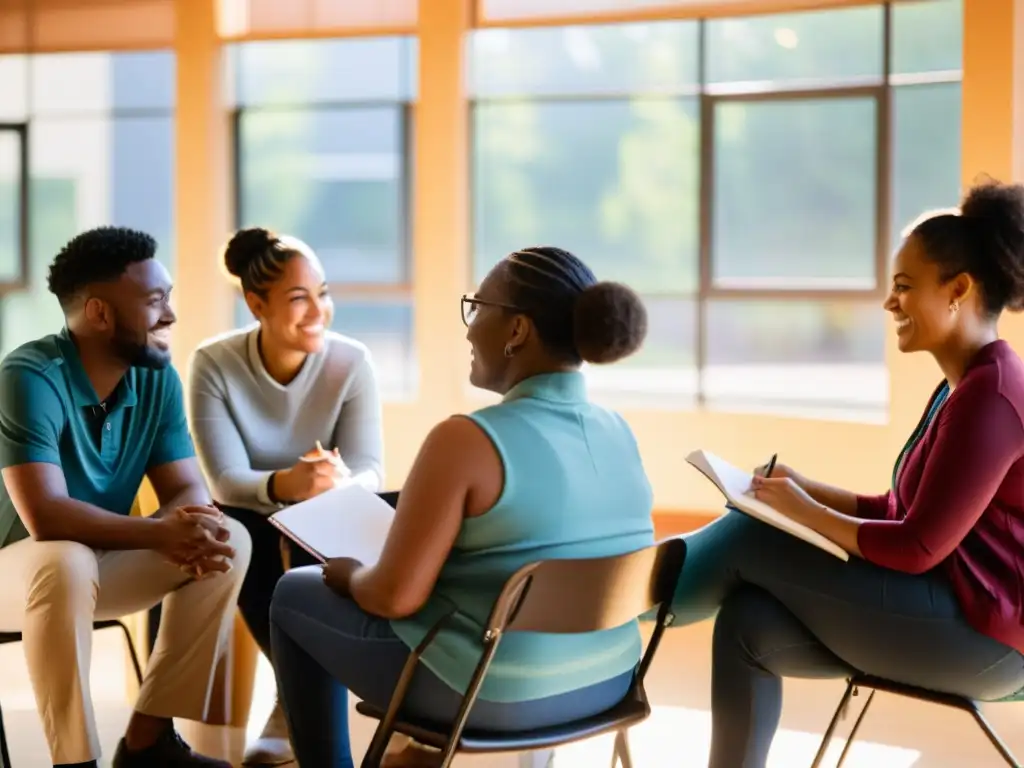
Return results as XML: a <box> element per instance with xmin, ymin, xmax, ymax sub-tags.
<box><xmin>269</xmin><ymin>483</ymin><xmax>396</xmax><ymax>564</ymax></box>
<box><xmin>685</xmin><ymin>449</ymin><xmax>849</xmax><ymax>561</ymax></box>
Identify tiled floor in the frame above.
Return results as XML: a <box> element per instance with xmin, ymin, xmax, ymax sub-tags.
<box><xmin>3</xmin><ymin>622</ymin><xmax>1023</xmax><ymax>767</ymax></box>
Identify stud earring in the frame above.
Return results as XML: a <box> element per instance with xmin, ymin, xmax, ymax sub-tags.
<box><xmin>950</xmin><ymin>300</ymin><xmax>960</xmax><ymax>313</ymax></box>
<box><xmin>503</xmin><ymin>343</ymin><xmax>514</xmax><ymax>358</ymax></box>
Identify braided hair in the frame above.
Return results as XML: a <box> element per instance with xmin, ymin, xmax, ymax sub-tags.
<box><xmin>500</xmin><ymin>246</ymin><xmax>647</xmax><ymax>365</ymax></box>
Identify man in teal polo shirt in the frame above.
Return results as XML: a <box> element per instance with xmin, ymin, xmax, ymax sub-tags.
<box><xmin>0</xmin><ymin>227</ymin><xmax>252</xmax><ymax>768</ymax></box>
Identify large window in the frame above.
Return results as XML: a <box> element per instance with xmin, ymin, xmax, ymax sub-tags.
<box><xmin>228</xmin><ymin>36</ymin><xmax>417</xmax><ymax>399</ymax></box>
<box><xmin>469</xmin><ymin>0</ymin><xmax>962</xmax><ymax>421</ymax></box>
<box><xmin>0</xmin><ymin>50</ymin><xmax>175</xmax><ymax>357</ymax></box>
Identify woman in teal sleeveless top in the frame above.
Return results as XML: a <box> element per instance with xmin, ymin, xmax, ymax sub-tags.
<box><xmin>268</xmin><ymin>247</ymin><xmax>654</xmax><ymax>768</ymax></box>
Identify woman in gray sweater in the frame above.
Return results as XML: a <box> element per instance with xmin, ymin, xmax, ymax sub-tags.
<box><xmin>187</xmin><ymin>227</ymin><xmax>385</xmax><ymax>766</ymax></box>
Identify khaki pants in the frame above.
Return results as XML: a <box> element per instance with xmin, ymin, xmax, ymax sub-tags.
<box><xmin>0</xmin><ymin>518</ymin><xmax>252</xmax><ymax>764</ymax></box>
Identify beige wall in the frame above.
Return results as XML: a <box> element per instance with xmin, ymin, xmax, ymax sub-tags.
<box><xmin>170</xmin><ymin>0</ymin><xmax>1024</xmax><ymax>516</ymax></box>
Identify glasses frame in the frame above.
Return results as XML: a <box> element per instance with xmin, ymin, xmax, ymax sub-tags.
<box><xmin>460</xmin><ymin>294</ymin><xmax>524</xmax><ymax>326</ymax></box>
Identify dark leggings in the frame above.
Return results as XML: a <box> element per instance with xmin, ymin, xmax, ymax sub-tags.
<box><xmin>220</xmin><ymin>491</ymin><xmax>401</xmax><ymax>662</ymax></box>
<box><xmin>673</xmin><ymin>511</ymin><xmax>1024</xmax><ymax>768</ymax></box>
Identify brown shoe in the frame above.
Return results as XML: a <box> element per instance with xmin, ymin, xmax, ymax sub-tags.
<box><xmin>381</xmin><ymin>741</ymin><xmax>443</xmax><ymax>768</ymax></box>
<box><xmin>111</xmin><ymin>728</ymin><xmax>232</xmax><ymax>768</ymax></box>
<box><xmin>242</xmin><ymin>699</ymin><xmax>294</xmax><ymax>766</ymax></box>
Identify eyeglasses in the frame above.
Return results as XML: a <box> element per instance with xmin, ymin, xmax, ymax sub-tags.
<box><xmin>460</xmin><ymin>294</ymin><xmax>522</xmax><ymax>326</ymax></box>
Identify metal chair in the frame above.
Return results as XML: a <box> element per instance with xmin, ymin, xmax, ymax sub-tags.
<box><xmin>811</xmin><ymin>674</ymin><xmax>1022</xmax><ymax>768</ymax></box>
<box><xmin>0</xmin><ymin>619</ymin><xmax>144</xmax><ymax>768</ymax></box>
<box><xmin>355</xmin><ymin>536</ymin><xmax>687</xmax><ymax>768</ymax></box>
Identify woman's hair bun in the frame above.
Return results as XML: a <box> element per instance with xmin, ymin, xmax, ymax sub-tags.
<box><xmin>572</xmin><ymin>282</ymin><xmax>648</xmax><ymax>365</ymax></box>
<box><xmin>224</xmin><ymin>227</ymin><xmax>277</xmax><ymax>279</ymax></box>
<box><xmin>959</xmin><ymin>180</ymin><xmax>1024</xmax><ymax>312</ymax></box>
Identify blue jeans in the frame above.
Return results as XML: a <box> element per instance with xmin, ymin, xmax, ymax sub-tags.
<box><xmin>269</xmin><ymin>566</ymin><xmax>633</xmax><ymax>768</ymax></box>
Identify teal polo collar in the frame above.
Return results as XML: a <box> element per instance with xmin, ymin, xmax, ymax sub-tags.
<box><xmin>502</xmin><ymin>371</ymin><xmax>587</xmax><ymax>404</ymax></box>
<box><xmin>55</xmin><ymin>328</ymin><xmax>138</xmax><ymax>411</ymax></box>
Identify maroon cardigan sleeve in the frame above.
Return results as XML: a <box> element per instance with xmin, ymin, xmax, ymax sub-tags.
<box><xmin>857</xmin><ymin>374</ymin><xmax>1024</xmax><ymax>574</ymax></box>
<box><xmin>855</xmin><ymin>491</ymin><xmax>891</xmax><ymax>520</ymax></box>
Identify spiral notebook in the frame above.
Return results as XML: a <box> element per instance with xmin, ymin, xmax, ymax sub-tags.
<box><xmin>686</xmin><ymin>449</ymin><xmax>849</xmax><ymax>561</ymax></box>
<box><xmin>268</xmin><ymin>483</ymin><xmax>396</xmax><ymax>564</ymax></box>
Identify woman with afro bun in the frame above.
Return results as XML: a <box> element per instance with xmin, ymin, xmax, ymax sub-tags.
<box><xmin>268</xmin><ymin>246</ymin><xmax>653</xmax><ymax>767</ymax></box>
<box><xmin>670</xmin><ymin>180</ymin><xmax>1024</xmax><ymax>768</ymax></box>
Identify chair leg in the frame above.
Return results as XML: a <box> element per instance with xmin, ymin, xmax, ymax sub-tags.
<box><xmin>810</xmin><ymin>679</ymin><xmax>856</xmax><ymax>768</ymax></box>
<box><xmin>361</xmin><ymin>720</ymin><xmax>395</xmax><ymax>768</ymax></box>
<box><xmin>0</xmin><ymin>700</ymin><xmax>10</xmax><ymax>768</ymax></box>
<box><xmin>971</xmin><ymin>706</ymin><xmax>1023</xmax><ymax>768</ymax></box>
<box><xmin>835</xmin><ymin>689</ymin><xmax>875</xmax><ymax>768</ymax></box>
<box><xmin>114</xmin><ymin>620</ymin><xmax>144</xmax><ymax>685</ymax></box>
<box><xmin>610</xmin><ymin>729</ymin><xmax>633</xmax><ymax>768</ymax></box>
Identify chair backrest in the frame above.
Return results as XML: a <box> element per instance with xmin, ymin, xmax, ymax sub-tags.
<box><xmin>484</xmin><ymin>537</ymin><xmax>686</xmax><ymax>635</ymax></box>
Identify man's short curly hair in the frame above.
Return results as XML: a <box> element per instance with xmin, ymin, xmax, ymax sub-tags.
<box><xmin>47</xmin><ymin>226</ymin><xmax>158</xmax><ymax>307</ymax></box>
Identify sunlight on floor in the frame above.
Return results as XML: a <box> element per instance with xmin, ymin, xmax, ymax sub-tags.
<box><xmin>552</xmin><ymin>706</ymin><xmax>922</xmax><ymax>768</ymax></box>
<box><xmin>246</xmin><ymin>654</ymin><xmax>278</xmax><ymax>743</ymax></box>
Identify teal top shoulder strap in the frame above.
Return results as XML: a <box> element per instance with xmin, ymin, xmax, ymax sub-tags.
<box><xmin>891</xmin><ymin>380</ymin><xmax>950</xmax><ymax>493</ymax></box>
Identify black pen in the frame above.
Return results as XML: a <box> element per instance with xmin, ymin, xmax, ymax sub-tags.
<box><xmin>764</xmin><ymin>453</ymin><xmax>778</xmax><ymax>478</ymax></box>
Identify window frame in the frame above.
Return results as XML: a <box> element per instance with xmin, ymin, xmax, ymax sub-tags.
<box><xmin>229</xmin><ymin>98</ymin><xmax>415</xmax><ymax>310</ymax></box>
<box><xmin>467</xmin><ymin>2</ymin><xmax>963</xmax><ymax>414</ymax></box>
<box><xmin>0</xmin><ymin>122</ymin><xmax>29</xmax><ymax>302</ymax></box>
<box><xmin>228</xmin><ymin>64</ymin><xmax>419</xmax><ymax>398</ymax></box>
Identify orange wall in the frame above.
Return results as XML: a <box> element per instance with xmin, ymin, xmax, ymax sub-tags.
<box><xmin>170</xmin><ymin>0</ymin><xmax>1024</xmax><ymax>519</ymax></box>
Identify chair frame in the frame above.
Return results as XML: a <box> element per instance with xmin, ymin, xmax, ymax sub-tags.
<box><xmin>357</xmin><ymin>537</ymin><xmax>687</xmax><ymax>768</ymax></box>
<box><xmin>0</xmin><ymin>619</ymin><xmax>144</xmax><ymax>768</ymax></box>
<box><xmin>811</xmin><ymin>674</ymin><xmax>1022</xmax><ymax>768</ymax></box>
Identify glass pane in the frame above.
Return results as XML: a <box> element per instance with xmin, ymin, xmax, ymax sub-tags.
<box><xmin>473</xmin><ymin>98</ymin><xmax>699</xmax><ymax>293</ymax></box>
<box><xmin>892</xmin><ymin>83</ymin><xmax>961</xmax><ymax>251</ymax></box>
<box><xmin>332</xmin><ymin>296</ymin><xmax>416</xmax><ymax>397</ymax></box>
<box><xmin>583</xmin><ymin>296</ymin><xmax>697</xmax><ymax>401</ymax></box>
<box><xmin>229</xmin><ymin>37</ymin><xmax>417</xmax><ymax>107</ymax></box>
<box><xmin>234</xmin><ymin>293</ymin><xmax>253</xmax><ymax>329</ymax></box>
<box><xmin>468</xmin><ymin>22</ymin><xmax>699</xmax><ymax>98</ymax></box>
<box><xmin>30</xmin><ymin>51</ymin><xmax>176</xmax><ymax>115</ymax></box>
<box><xmin>0</xmin><ymin>131</ymin><xmax>20</xmax><ymax>282</ymax></box>
<box><xmin>109</xmin><ymin>117</ymin><xmax>176</xmax><ymax>261</ymax></box>
<box><xmin>705</xmin><ymin>6</ymin><xmax>883</xmax><ymax>85</ymax></box>
<box><xmin>703</xmin><ymin>300</ymin><xmax>887</xmax><ymax>418</ymax></box>
<box><xmin>233</xmin><ymin>293</ymin><xmax>417</xmax><ymax>398</ymax></box>
<box><xmin>0</xmin><ymin>55</ymin><xmax>27</xmax><ymax>120</ymax></box>
<box><xmin>3</xmin><ymin>115</ymin><xmax>175</xmax><ymax>356</ymax></box>
<box><xmin>891</xmin><ymin>0</ymin><xmax>963</xmax><ymax>75</ymax></box>
<box><xmin>238</xmin><ymin>107</ymin><xmax>406</xmax><ymax>284</ymax></box>
<box><xmin>712</xmin><ymin>97</ymin><xmax>877</xmax><ymax>289</ymax></box>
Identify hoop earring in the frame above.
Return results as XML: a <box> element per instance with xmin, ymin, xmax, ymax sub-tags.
<box><xmin>950</xmin><ymin>300</ymin><xmax>960</xmax><ymax>313</ymax></box>
<box><xmin>504</xmin><ymin>343</ymin><xmax>514</xmax><ymax>358</ymax></box>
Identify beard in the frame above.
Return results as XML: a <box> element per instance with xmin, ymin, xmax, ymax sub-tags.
<box><xmin>111</xmin><ymin>319</ymin><xmax>172</xmax><ymax>369</ymax></box>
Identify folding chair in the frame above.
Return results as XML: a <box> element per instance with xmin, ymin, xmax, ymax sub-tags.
<box><xmin>811</xmin><ymin>673</ymin><xmax>1022</xmax><ymax>768</ymax></box>
<box><xmin>356</xmin><ymin>536</ymin><xmax>687</xmax><ymax>768</ymax></box>
<box><xmin>0</xmin><ymin>619</ymin><xmax>144</xmax><ymax>768</ymax></box>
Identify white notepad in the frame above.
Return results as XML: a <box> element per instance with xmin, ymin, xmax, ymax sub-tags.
<box><xmin>686</xmin><ymin>449</ymin><xmax>849</xmax><ymax>561</ymax></box>
<box><xmin>268</xmin><ymin>483</ymin><xmax>396</xmax><ymax>564</ymax></box>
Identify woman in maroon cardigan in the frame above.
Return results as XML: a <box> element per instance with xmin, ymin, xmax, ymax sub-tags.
<box><xmin>674</xmin><ymin>180</ymin><xmax>1024</xmax><ymax>768</ymax></box>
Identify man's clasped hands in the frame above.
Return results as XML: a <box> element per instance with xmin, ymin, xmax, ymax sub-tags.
<box><xmin>156</xmin><ymin>504</ymin><xmax>236</xmax><ymax>579</ymax></box>
<box><xmin>159</xmin><ymin>441</ymin><xmax>351</xmax><ymax>579</ymax></box>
